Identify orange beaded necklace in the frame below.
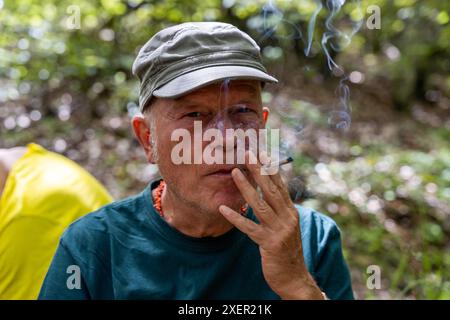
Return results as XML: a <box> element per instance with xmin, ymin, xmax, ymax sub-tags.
<box><xmin>152</xmin><ymin>180</ymin><xmax>248</xmax><ymax>217</ymax></box>
<box><xmin>153</xmin><ymin>180</ymin><xmax>165</xmax><ymax>216</ymax></box>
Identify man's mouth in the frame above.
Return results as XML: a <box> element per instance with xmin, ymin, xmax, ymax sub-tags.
<box><xmin>206</xmin><ymin>166</ymin><xmax>246</xmax><ymax>177</ymax></box>
<box><xmin>211</xmin><ymin>169</ymin><xmax>234</xmax><ymax>176</ymax></box>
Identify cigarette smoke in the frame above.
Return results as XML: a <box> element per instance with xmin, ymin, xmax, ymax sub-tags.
<box><xmin>257</xmin><ymin>0</ymin><xmax>364</xmax><ymax>201</ymax></box>
<box><xmin>260</xmin><ymin>0</ymin><xmax>363</xmax><ymax>130</ymax></box>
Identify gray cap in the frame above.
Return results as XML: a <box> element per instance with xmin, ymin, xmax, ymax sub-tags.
<box><xmin>132</xmin><ymin>22</ymin><xmax>278</xmax><ymax>111</ymax></box>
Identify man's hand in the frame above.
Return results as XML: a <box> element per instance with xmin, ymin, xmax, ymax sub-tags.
<box><xmin>219</xmin><ymin>151</ymin><xmax>324</xmax><ymax>300</ymax></box>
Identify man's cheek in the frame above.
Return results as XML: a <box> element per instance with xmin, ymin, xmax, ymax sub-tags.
<box><xmin>160</xmin><ymin>140</ymin><xmax>182</xmax><ymax>165</ymax></box>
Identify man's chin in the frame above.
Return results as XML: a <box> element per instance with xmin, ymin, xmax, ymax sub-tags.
<box><xmin>200</xmin><ymin>175</ymin><xmax>246</xmax><ymax>212</ymax></box>
<box><xmin>211</xmin><ymin>192</ymin><xmax>245</xmax><ymax>213</ymax></box>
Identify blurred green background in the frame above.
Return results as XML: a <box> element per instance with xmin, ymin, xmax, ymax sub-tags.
<box><xmin>0</xmin><ymin>0</ymin><xmax>449</xmax><ymax>299</ymax></box>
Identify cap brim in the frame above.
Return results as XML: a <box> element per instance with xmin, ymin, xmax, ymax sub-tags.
<box><xmin>153</xmin><ymin>65</ymin><xmax>278</xmax><ymax>98</ymax></box>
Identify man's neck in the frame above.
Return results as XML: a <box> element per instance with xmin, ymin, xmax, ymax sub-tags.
<box><xmin>152</xmin><ymin>183</ymin><xmax>234</xmax><ymax>238</ymax></box>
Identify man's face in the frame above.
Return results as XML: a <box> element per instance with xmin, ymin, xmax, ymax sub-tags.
<box><xmin>138</xmin><ymin>80</ymin><xmax>267</xmax><ymax>216</ymax></box>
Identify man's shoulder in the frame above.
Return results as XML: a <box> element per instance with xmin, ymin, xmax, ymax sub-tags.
<box><xmin>295</xmin><ymin>205</ymin><xmax>354</xmax><ymax>300</ymax></box>
<box><xmin>296</xmin><ymin>205</ymin><xmax>339</xmax><ymax>234</ymax></box>
<box><xmin>60</xmin><ymin>189</ymin><xmax>149</xmax><ymax>246</ymax></box>
<box><xmin>294</xmin><ymin>205</ymin><xmax>342</xmax><ymax>263</ymax></box>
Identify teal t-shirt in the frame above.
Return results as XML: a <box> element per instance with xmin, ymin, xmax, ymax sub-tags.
<box><xmin>38</xmin><ymin>179</ymin><xmax>353</xmax><ymax>300</ymax></box>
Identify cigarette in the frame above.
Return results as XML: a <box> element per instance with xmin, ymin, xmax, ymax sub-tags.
<box><xmin>263</xmin><ymin>156</ymin><xmax>293</xmax><ymax>168</ymax></box>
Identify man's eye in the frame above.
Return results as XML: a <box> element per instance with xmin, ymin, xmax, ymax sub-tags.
<box><xmin>235</xmin><ymin>106</ymin><xmax>255</xmax><ymax>113</ymax></box>
<box><xmin>185</xmin><ymin>112</ymin><xmax>203</xmax><ymax>118</ymax></box>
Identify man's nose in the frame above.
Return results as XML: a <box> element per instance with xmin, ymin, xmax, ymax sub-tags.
<box><xmin>204</xmin><ymin>112</ymin><xmax>237</xmax><ymax>150</ymax></box>
<box><xmin>206</xmin><ymin>112</ymin><xmax>234</xmax><ymax>136</ymax></box>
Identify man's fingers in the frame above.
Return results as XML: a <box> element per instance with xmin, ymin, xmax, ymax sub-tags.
<box><xmin>245</xmin><ymin>151</ymin><xmax>288</xmax><ymax>215</ymax></box>
<box><xmin>231</xmin><ymin>168</ymin><xmax>279</xmax><ymax>227</ymax></box>
<box><xmin>268</xmin><ymin>170</ymin><xmax>294</xmax><ymax>208</ymax></box>
<box><xmin>219</xmin><ymin>205</ymin><xmax>263</xmax><ymax>244</ymax></box>
<box><xmin>259</xmin><ymin>150</ymin><xmax>293</xmax><ymax>205</ymax></box>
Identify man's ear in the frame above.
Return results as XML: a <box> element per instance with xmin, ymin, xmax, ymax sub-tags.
<box><xmin>132</xmin><ymin>114</ymin><xmax>156</xmax><ymax>164</ymax></box>
<box><xmin>262</xmin><ymin>107</ymin><xmax>270</xmax><ymax>126</ymax></box>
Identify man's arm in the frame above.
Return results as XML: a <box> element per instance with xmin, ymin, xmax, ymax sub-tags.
<box><xmin>313</xmin><ymin>221</ymin><xmax>354</xmax><ymax>300</ymax></box>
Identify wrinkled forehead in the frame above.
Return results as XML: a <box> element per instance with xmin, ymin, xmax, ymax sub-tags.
<box><xmin>174</xmin><ymin>79</ymin><xmax>262</xmax><ymax>105</ymax></box>
<box><xmin>147</xmin><ymin>79</ymin><xmax>263</xmax><ymax>116</ymax></box>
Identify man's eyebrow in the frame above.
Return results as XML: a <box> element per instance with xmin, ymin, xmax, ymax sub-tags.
<box><xmin>171</xmin><ymin>82</ymin><xmax>261</xmax><ymax>107</ymax></box>
<box><xmin>231</xmin><ymin>83</ymin><xmax>260</xmax><ymax>96</ymax></box>
<box><xmin>173</xmin><ymin>98</ymin><xmax>209</xmax><ymax>108</ymax></box>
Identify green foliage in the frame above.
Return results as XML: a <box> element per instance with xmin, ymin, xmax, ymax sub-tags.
<box><xmin>295</xmin><ymin>107</ymin><xmax>450</xmax><ymax>299</ymax></box>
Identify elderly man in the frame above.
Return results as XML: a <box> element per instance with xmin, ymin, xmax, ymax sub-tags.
<box><xmin>39</xmin><ymin>22</ymin><xmax>353</xmax><ymax>300</ymax></box>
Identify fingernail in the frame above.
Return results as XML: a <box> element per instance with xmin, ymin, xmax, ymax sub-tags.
<box><xmin>232</xmin><ymin>168</ymin><xmax>244</xmax><ymax>180</ymax></box>
<box><xmin>219</xmin><ymin>205</ymin><xmax>231</xmax><ymax>215</ymax></box>
<box><xmin>259</xmin><ymin>150</ymin><xmax>271</xmax><ymax>166</ymax></box>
